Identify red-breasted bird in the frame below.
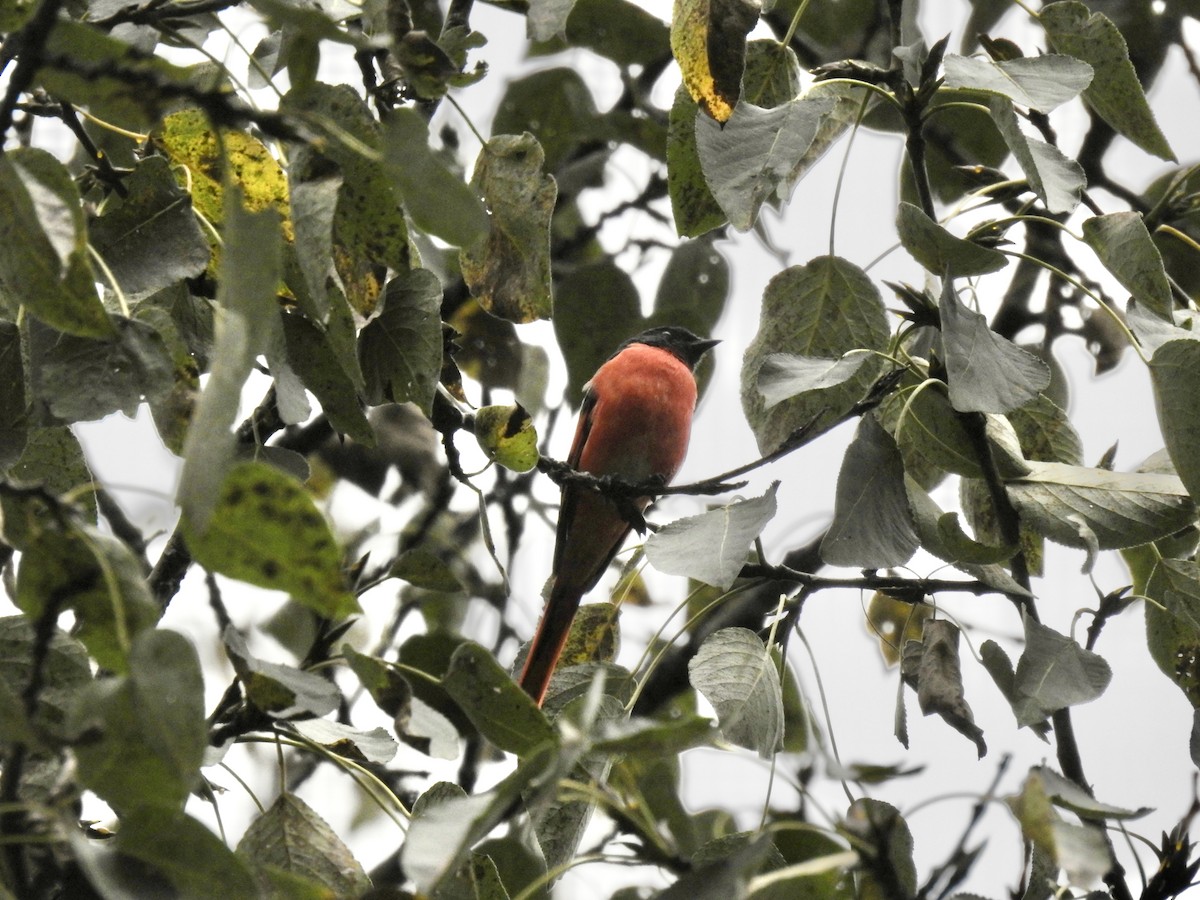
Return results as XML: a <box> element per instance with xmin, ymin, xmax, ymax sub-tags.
<box><xmin>519</xmin><ymin>325</ymin><xmax>719</xmax><ymax>705</ymax></box>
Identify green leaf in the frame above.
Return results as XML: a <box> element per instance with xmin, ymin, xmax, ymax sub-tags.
<box><xmin>185</xmin><ymin>462</ymin><xmax>358</xmax><ymax>620</ymax></box>
<box><xmin>1011</xmin><ymin>614</ymin><xmax>1111</xmax><ymax>727</ymax></box>
<box><xmin>553</xmin><ymin>260</ymin><xmax>641</xmax><ymax>406</ymax></box>
<box><xmin>342</xmin><ymin>643</ymin><xmax>412</xmax><ymax>718</ymax></box>
<box><xmin>223</xmin><ymin>626</ymin><xmax>340</xmax><ymax>718</ymax></box>
<box><xmin>177</xmin><ymin>191</ymin><xmax>281</xmax><ymax>532</ymax></box>
<box><xmin>383</xmin><ymin>108</ymin><xmax>489</xmax><ymax>247</ymax></box>
<box><xmin>459</xmin><ymin>134</ymin><xmax>555</xmax><ymax>324</ymax></box>
<box><xmin>1006</xmin><ymin>769</ymin><xmax>1113</xmax><ymax>887</ymax></box>
<box><xmin>0</xmin><ymin>148</ymin><xmax>111</xmax><ymax>337</ymax></box>
<box><xmin>592</xmin><ymin>714</ymin><xmax>717</xmax><ymax>756</ymax></box>
<box><xmin>16</xmin><ymin>525</ymin><xmax>159</xmax><ymax>673</ymax></box>
<box><xmin>650</xmin><ymin>236</ymin><xmax>730</xmax><ymax>339</ymax></box>
<box><xmin>688</xmin><ymin>627</ymin><xmax>784</xmax><ymax>757</ymax></box>
<box><xmin>668</xmin><ymin>84</ymin><xmax>727</xmax><ymax>236</ymax></box>
<box><xmin>282</xmin><ymin>83</ymin><xmax>416</xmax><ymax>301</ymax></box>
<box><xmin>280</xmin><ymin>307</ymin><xmax>369</xmax><ymax>444</ymax></box>
<box><xmin>906</xmin><ymin>479</ymin><xmax>1024</xmax><ymax>591</ymax></box>
<box><xmin>553</xmin><ymin>601</ymin><xmax>622</xmax><ymax>672</ymax></box>
<box><xmin>1143</xmin><ymin>557</ymin><xmax>1200</xmax><ymax>706</ymax></box>
<box><xmin>1150</xmin><ymin>339</ymin><xmax>1200</xmax><ymax>507</ymax></box>
<box><xmin>1040</xmin><ymin>1</ymin><xmax>1175</xmax><ymax>162</ymax></box>
<box><xmin>0</xmin><ymin>616</ymin><xmax>91</xmax><ymax>742</ymax></box>
<box><xmin>493</xmin><ymin>68</ymin><xmax>601</xmax><ymax>177</ymax></box>
<box><xmin>75</xmin><ymin>806</ymin><xmax>260</xmax><ymax>900</ymax></box>
<box><xmin>284</xmin><ymin>171</ymin><xmax>341</xmax><ymax>321</ymax></box>
<box><xmin>136</xmin><ymin>305</ymin><xmax>199</xmax><ymax>456</ymax></box>
<box><xmin>841</xmin><ymin>799</ymin><xmax>917</xmax><ymax>897</ymax></box>
<box><xmin>741</xmin><ymin>38</ymin><xmax>803</xmax><ymax>109</ymax></box>
<box><xmin>1005</xmin><ymin>460</ymin><xmax>1196</xmax><ymax>552</ymax></box>
<box><xmin>941</xmin><ymin>53</ymin><xmax>1092</xmax><ymax>112</ymax></box>
<box><xmin>756</xmin><ymin>352</ymin><xmax>871</xmax><ymax>410</ymax></box>
<box><xmin>900</xmin><ymin>620</ymin><xmax>985</xmax><ymax>757</ymax></box>
<box><xmin>473</xmin><ymin>403</ymin><xmax>539</xmax><ymax>473</ymax></box>
<box><xmin>667</xmin><ymin>40</ymin><xmax>806</xmax><ymax>230</ymax></box>
<box><xmin>389</xmin><ymin>549</ymin><xmax>465</xmax><ymax>593</ymax></box>
<box><xmin>741</xmin><ymin>256</ymin><xmax>890</xmax><ymax>453</ymax></box>
<box><xmin>553</xmin><ymin>0</ymin><xmax>669</xmax><ymax>67</ymax></box>
<box><xmin>645</xmin><ymin>483</ymin><xmax>779</xmax><ymax>589</ymax></box>
<box><xmin>1082</xmin><ymin>212</ymin><xmax>1172</xmax><ymax>319</ymax></box>
<box><xmin>1031</xmin><ymin>764</ymin><xmax>1151</xmax><ymax>820</ymax></box>
<box><xmin>671</xmin><ymin>0</ymin><xmax>759</xmax><ymax>123</ymax></box>
<box><xmin>940</xmin><ymin>279</ymin><xmax>1050</xmax><ymax>413</ymax></box>
<box><xmin>401</xmin><ymin>750</ymin><xmax>556</xmax><ymax>894</ymax></box>
<box><xmin>27</xmin><ymin>316</ymin><xmax>174</xmax><ymax>423</ymax></box>
<box><xmin>895</xmin><ymin>202</ymin><xmax>1008</xmax><ymax>277</ymax></box>
<box><xmin>279</xmin><ymin>310</ymin><xmax>373</xmax><ymax>444</ymax></box>
<box><xmin>0</xmin><ymin>0</ymin><xmax>35</xmax><ymax>29</ymax></box>
<box><xmin>1007</xmin><ymin>394</ymin><xmax>1083</xmax><ymax>466</ymax></box>
<box><xmin>822</xmin><ymin>415</ymin><xmax>919</xmax><ymax>569</ymax></box>
<box><xmin>290</xmin><ymin>718</ymin><xmax>398</xmax><ymax>764</ymax></box>
<box><xmin>0</xmin><ymin>426</ymin><xmax>97</xmax><ymax>550</ymax></box>
<box><xmin>695</xmin><ymin>95</ymin><xmax>835</xmax><ymax>230</ymax></box>
<box><xmin>892</xmin><ymin>382</ymin><xmax>983</xmax><ymax>478</ymax></box>
<box><xmin>89</xmin><ymin>155</ymin><xmax>211</xmax><ymax>302</ymax></box>
<box><xmin>442</xmin><ymin>642</ymin><xmax>557</xmax><ymax>756</ymax></box>
<box><xmin>71</xmin><ymin>629</ymin><xmax>206</xmax><ymax>812</ymax></box>
<box><xmin>660</xmin><ymin>833</ymin><xmax>778</xmax><ymax>899</ymax></box>
<box><xmin>357</xmin><ymin>268</ymin><xmax>443</xmax><ymax>415</ymax></box>
<box><xmin>989</xmin><ymin>96</ymin><xmax>1085</xmax><ymax>215</ymax></box>
<box><xmin>405</xmin><ymin>696</ymin><xmax>462</xmax><ymax>760</ymax></box>
<box><xmin>36</xmin><ymin>21</ymin><xmax>197</xmax><ymax>133</ymax></box>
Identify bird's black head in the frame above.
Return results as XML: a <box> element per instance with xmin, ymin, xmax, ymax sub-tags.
<box><xmin>625</xmin><ymin>325</ymin><xmax>720</xmax><ymax>370</ymax></box>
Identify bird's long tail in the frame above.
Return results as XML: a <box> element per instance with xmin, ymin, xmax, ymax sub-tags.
<box><xmin>518</xmin><ymin>582</ymin><xmax>581</xmax><ymax>706</ymax></box>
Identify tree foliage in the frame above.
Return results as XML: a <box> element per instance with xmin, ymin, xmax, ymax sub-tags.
<box><xmin>2</xmin><ymin>0</ymin><xmax>1200</xmax><ymax>897</ymax></box>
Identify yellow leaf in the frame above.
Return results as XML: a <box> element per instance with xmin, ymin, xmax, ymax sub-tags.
<box><xmin>866</xmin><ymin>592</ymin><xmax>932</xmax><ymax>666</ymax></box>
<box><xmin>474</xmin><ymin>403</ymin><xmax>539</xmax><ymax>473</ymax></box>
<box><xmin>671</xmin><ymin>0</ymin><xmax>759</xmax><ymax>123</ymax></box>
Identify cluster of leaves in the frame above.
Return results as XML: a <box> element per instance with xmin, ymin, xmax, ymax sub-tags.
<box><xmin>2</xmin><ymin>0</ymin><xmax>1200</xmax><ymax>897</ymax></box>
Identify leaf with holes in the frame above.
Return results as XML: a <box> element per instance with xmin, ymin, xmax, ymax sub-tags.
<box><xmin>460</xmin><ymin>133</ymin><xmax>555</xmax><ymax>323</ymax></box>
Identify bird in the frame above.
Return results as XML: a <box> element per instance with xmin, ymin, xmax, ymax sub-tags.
<box><xmin>518</xmin><ymin>325</ymin><xmax>719</xmax><ymax>706</ymax></box>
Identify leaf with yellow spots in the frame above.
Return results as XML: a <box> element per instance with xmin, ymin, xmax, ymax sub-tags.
<box><xmin>150</xmin><ymin>108</ymin><xmax>293</xmax><ymax>244</ymax></box>
<box><xmin>670</xmin><ymin>0</ymin><xmax>759</xmax><ymax>123</ymax></box>
<box><xmin>559</xmin><ymin>602</ymin><xmax>620</xmax><ymax>668</ymax></box>
<box><xmin>182</xmin><ymin>461</ymin><xmax>359</xmax><ymax>620</ymax></box>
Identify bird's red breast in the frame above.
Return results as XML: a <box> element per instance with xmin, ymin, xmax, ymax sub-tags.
<box><xmin>518</xmin><ymin>326</ymin><xmax>716</xmax><ymax>705</ymax></box>
<box><xmin>552</xmin><ymin>343</ymin><xmax>698</xmax><ymax>599</ymax></box>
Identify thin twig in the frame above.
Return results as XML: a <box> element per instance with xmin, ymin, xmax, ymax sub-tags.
<box><xmin>0</xmin><ymin>0</ymin><xmax>67</xmax><ymax>141</ymax></box>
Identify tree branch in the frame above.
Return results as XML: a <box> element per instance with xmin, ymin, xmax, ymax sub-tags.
<box><xmin>0</xmin><ymin>0</ymin><xmax>66</xmax><ymax>141</ymax></box>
